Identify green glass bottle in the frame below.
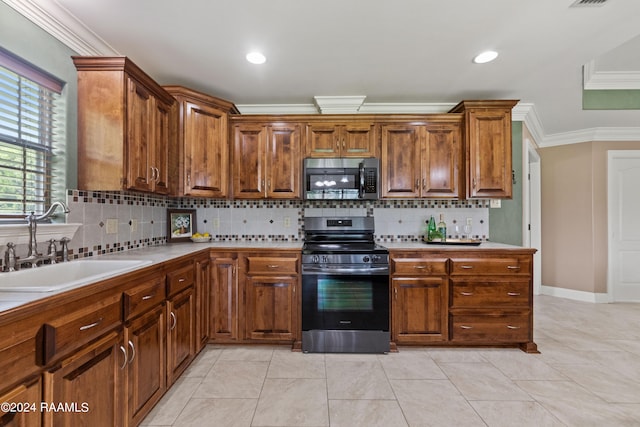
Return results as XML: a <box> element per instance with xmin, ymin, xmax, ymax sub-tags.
<box><xmin>427</xmin><ymin>216</ymin><xmax>436</xmax><ymax>241</ymax></box>
<box><xmin>437</xmin><ymin>214</ymin><xmax>447</xmax><ymax>242</ymax></box>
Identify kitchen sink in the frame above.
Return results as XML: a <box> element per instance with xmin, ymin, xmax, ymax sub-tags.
<box><xmin>0</xmin><ymin>259</ymin><xmax>153</xmax><ymax>292</ymax></box>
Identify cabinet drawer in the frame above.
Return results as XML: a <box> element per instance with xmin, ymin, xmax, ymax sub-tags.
<box><xmin>0</xmin><ymin>339</ymin><xmax>39</xmax><ymax>394</ymax></box>
<box><xmin>39</xmin><ymin>297</ymin><xmax>122</xmax><ymax>365</ymax></box>
<box><xmin>450</xmin><ymin>313</ymin><xmax>530</xmax><ymax>342</ymax></box>
<box><xmin>123</xmin><ymin>275</ymin><xmax>166</xmax><ymax>320</ymax></box>
<box><xmin>450</xmin><ymin>257</ymin><xmax>530</xmax><ymax>276</ymax></box>
<box><xmin>167</xmin><ymin>264</ymin><xmax>194</xmax><ymax>296</ymax></box>
<box><xmin>246</xmin><ymin>256</ymin><xmax>298</xmax><ymax>275</ymax></box>
<box><xmin>450</xmin><ymin>279</ymin><xmax>530</xmax><ymax>307</ymax></box>
<box><xmin>391</xmin><ymin>258</ymin><xmax>448</xmax><ymax>275</ymax></box>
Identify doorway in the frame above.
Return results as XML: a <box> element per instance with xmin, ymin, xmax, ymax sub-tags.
<box><xmin>608</xmin><ymin>150</ymin><xmax>640</xmax><ymax>302</ymax></box>
<box><xmin>523</xmin><ymin>139</ymin><xmax>542</xmax><ymax>295</ymax></box>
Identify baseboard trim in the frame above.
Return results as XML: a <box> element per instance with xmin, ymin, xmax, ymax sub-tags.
<box><xmin>540</xmin><ymin>285</ymin><xmax>610</xmax><ymax>303</ymax></box>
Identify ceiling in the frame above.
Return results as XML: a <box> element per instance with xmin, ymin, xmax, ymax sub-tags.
<box><xmin>7</xmin><ymin>0</ymin><xmax>640</xmax><ymax>145</ymax></box>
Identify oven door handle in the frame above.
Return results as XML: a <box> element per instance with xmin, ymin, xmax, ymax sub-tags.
<box><xmin>358</xmin><ymin>161</ymin><xmax>365</xmax><ymax>199</ymax></box>
<box><xmin>302</xmin><ymin>266</ymin><xmax>389</xmax><ymax>275</ymax></box>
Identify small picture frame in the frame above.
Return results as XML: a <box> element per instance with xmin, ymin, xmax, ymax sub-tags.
<box><xmin>167</xmin><ymin>209</ymin><xmax>196</xmax><ymax>243</ymax></box>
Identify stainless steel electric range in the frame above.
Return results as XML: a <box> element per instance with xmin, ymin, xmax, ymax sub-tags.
<box><xmin>301</xmin><ymin>217</ymin><xmax>390</xmax><ymax>353</ymax></box>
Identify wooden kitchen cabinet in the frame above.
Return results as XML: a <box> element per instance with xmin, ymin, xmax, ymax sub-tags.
<box><xmin>164</xmin><ymin>86</ymin><xmax>238</xmax><ymax>198</ymax></box>
<box><xmin>73</xmin><ymin>56</ymin><xmax>176</xmax><ymax>194</ymax></box>
<box><xmin>380</xmin><ymin>117</ymin><xmax>462</xmax><ymax>199</ymax></box>
<box><xmin>42</xmin><ymin>330</ymin><xmax>125</xmax><ymax>427</ymax></box>
<box><xmin>0</xmin><ymin>376</ymin><xmax>41</xmax><ymax>427</ymax></box>
<box><xmin>305</xmin><ymin>120</ymin><xmax>377</xmax><ymax>157</ymax></box>
<box><xmin>449</xmin><ymin>253</ymin><xmax>537</xmax><ymax>352</ymax></box>
<box><xmin>231</xmin><ymin>120</ymin><xmax>302</xmax><ymax>199</ymax></box>
<box><xmin>195</xmin><ymin>253</ymin><xmax>211</xmax><ymax>351</ymax></box>
<box><xmin>241</xmin><ymin>253</ymin><xmax>299</xmax><ymax>342</ymax></box>
<box><xmin>450</xmin><ymin>100</ymin><xmax>518</xmax><ymax>199</ymax></box>
<box><xmin>122</xmin><ymin>274</ymin><xmax>166</xmax><ymax>427</ymax></box>
<box><xmin>166</xmin><ymin>263</ymin><xmax>196</xmax><ymax>385</ymax></box>
<box><xmin>390</xmin><ymin>255</ymin><xmax>449</xmax><ymax>343</ymax></box>
<box><xmin>210</xmin><ymin>253</ymin><xmax>239</xmax><ymax>342</ymax></box>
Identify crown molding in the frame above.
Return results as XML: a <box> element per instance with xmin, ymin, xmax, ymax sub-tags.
<box><xmin>314</xmin><ymin>95</ymin><xmax>367</xmax><ymax>114</ymax></box>
<box><xmin>540</xmin><ymin>127</ymin><xmax>640</xmax><ymax>147</ymax></box>
<box><xmin>358</xmin><ymin>102</ymin><xmax>455</xmax><ymax>114</ymax></box>
<box><xmin>2</xmin><ymin>0</ymin><xmax>119</xmax><ymax>56</ymax></box>
<box><xmin>583</xmin><ymin>60</ymin><xmax>640</xmax><ymax>90</ymax></box>
<box><xmin>235</xmin><ymin>104</ymin><xmax>319</xmax><ymax>114</ymax></box>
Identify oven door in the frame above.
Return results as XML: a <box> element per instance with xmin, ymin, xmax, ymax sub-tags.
<box><xmin>301</xmin><ymin>267</ymin><xmax>389</xmax><ymax>332</ymax></box>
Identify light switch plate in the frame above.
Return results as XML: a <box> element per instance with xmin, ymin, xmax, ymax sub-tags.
<box><xmin>490</xmin><ymin>199</ymin><xmax>502</xmax><ymax>208</ymax></box>
<box><xmin>106</xmin><ymin>218</ymin><xmax>118</xmax><ymax>234</ymax></box>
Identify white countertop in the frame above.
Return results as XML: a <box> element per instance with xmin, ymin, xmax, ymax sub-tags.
<box><xmin>381</xmin><ymin>241</ymin><xmax>531</xmax><ymax>250</ymax></box>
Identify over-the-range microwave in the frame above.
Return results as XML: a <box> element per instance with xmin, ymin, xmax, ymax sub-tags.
<box><xmin>303</xmin><ymin>157</ymin><xmax>380</xmax><ymax>200</ymax></box>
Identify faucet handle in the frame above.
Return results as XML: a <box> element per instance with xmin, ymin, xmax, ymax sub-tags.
<box><xmin>48</xmin><ymin>239</ymin><xmax>58</xmax><ymax>264</ymax></box>
<box><xmin>4</xmin><ymin>242</ymin><xmax>17</xmax><ymax>271</ymax></box>
<box><xmin>60</xmin><ymin>237</ymin><xmax>71</xmax><ymax>262</ymax></box>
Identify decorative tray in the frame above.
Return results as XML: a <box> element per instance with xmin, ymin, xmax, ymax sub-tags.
<box><xmin>423</xmin><ymin>238</ymin><xmax>481</xmax><ymax>246</ymax></box>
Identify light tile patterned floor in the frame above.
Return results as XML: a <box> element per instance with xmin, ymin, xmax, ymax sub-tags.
<box><xmin>141</xmin><ymin>295</ymin><xmax>640</xmax><ymax>426</ymax></box>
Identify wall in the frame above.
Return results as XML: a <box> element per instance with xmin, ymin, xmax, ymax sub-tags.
<box><xmin>489</xmin><ymin>122</ymin><xmax>523</xmax><ymax>245</ymax></box>
<box><xmin>539</xmin><ymin>140</ymin><xmax>640</xmax><ymax>295</ymax></box>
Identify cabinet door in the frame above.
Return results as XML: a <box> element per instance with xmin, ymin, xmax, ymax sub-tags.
<box><xmin>245</xmin><ymin>275</ymin><xmax>297</xmax><ymax>341</ymax></box>
<box><xmin>306</xmin><ymin>123</ymin><xmax>341</xmax><ymax>157</ymax></box>
<box><xmin>422</xmin><ymin>123</ymin><xmax>462</xmax><ymax>198</ymax></box>
<box><xmin>184</xmin><ymin>101</ymin><xmax>229</xmax><ymax>197</ymax></box>
<box><xmin>126</xmin><ymin>77</ymin><xmax>153</xmax><ymax>192</ymax></box>
<box><xmin>43</xmin><ymin>330</ymin><xmax>125</xmax><ymax>427</ymax></box>
<box><xmin>392</xmin><ymin>277</ymin><xmax>448</xmax><ymax>343</ymax></box>
<box><xmin>341</xmin><ymin>122</ymin><xmax>377</xmax><ymax>157</ymax></box>
<box><xmin>232</xmin><ymin>124</ymin><xmax>267</xmax><ymax>198</ymax></box>
<box><xmin>152</xmin><ymin>98</ymin><xmax>172</xmax><ymax>195</ymax></box>
<box><xmin>0</xmin><ymin>376</ymin><xmax>41</xmax><ymax>427</ymax></box>
<box><xmin>266</xmin><ymin>124</ymin><xmax>301</xmax><ymax>199</ymax></box>
<box><xmin>195</xmin><ymin>256</ymin><xmax>211</xmax><ymax>351</ymax></box>
<box><xmin>167</xmin><ymin>287</ymin><xmax>195</xmax><ymax>385</ymax></box>
<box><xmin>466</xmin><ymin>108</ymin><xmax>513</xmax><ymax>198</ymax></box>
<box><xmin>125</xmin><ymin>304</ymin><xmax>166</xmax><ymax>427</ymax></box>
<box><xmin>210</xmin><ymin>257</ymin><xmax>238</xmax><ymax>341</ymax></box>
<box><xmin>380</xmin><ymin>124</ymin><xmax>422</xmax><ymax>198</ymax></box>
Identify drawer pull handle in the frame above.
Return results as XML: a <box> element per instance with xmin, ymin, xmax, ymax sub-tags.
<box><xmin>267</xmin><ymin>264</ymin><xmax>280</xmax><ymax>268</ymax></box>
<box><xmin>79</xmin><ymin>317</ymin><xmax>103</xmax><ymax>331</ymax></box>
<box><xmin>170</xmin><ymin>312</ymin><xmax>177</xmax><ymax>330</ymax></box>
<box><xmin>178</xmin><ymin>277</ymin><xmax>186</xmax><ymax>282</ymax></box>
<box><xmin>128</xmin><ymin>340</ymin><xmax>135</xmax><ymax>363</ymax></box>
<box><xmin>507</xmin><ymin>292</ymin><xmax>521</xmax><ymax>296</ymax></box>
<box><xmin>507</xmin><ymin>325</ymin><xmax>521</xmax><ymax>329</ymax></box>
<box><xmin>119</xmin><ymin>345</ymin><xmax>127</xmax><ymax>370</ymax></box>
<box><xmin>460</xmin><ymin>265</ymin><xmax>474</xmax><ymax>269</ymax></box>
<box><xmin>460</xmin><ymin>325</ymin><xmax>473</xmax><ymax>330</ymax></box>
<box><xmin>142</xmin><ymin>293</ymin><xmax>155</xmax><ymax>300</ymax></box>
<box><xmin>460</xmin><ymin>292</ymin><xmax>474</xmax><ymax>296</ymax></box>
<box><xmin>507</xmin><ymin>265</ymin><xmax>521</xmax><ymax>270</ymax></box>
<box><xmin>413</xmin><ymin>266</ymin><xmax>427</xmax><ymax>269</ymax></box>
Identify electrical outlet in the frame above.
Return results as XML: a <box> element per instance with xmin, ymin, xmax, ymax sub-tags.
<box><xmin>106</xmin><ymin>218</ymin><xmax>118</xmax><ymax>234</ymax></box>
<box><xmin>212</xmin><ymin>218</ymin><xmax>220</xmax><ymax>229</ymax></box>
<box><xmin>490</xmin><ymin>199</ymin><xmax>502</xmax><ymax>208</ymax></box>
<box><xmin>284</xmin><ymin>217</ymin><xmax>291</xmax><ymax>228</ymax></box>
<box><xmin>466</xmin><ymin>217</ymin><xmax>473</xmax><ymax>226</ymax></box>
<box><xmin>131</xmin><ymin>219</ymin><xmax>138</xmax><ymax>232</ymax></box>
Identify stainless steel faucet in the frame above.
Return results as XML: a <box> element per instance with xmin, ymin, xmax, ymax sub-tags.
<box><xmin>4</xmin><ymin>201</ymin><xmax>71</xmax><ymax>270</ymax></box>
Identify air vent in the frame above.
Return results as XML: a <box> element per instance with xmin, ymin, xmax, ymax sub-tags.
<box><xmin>570</xmin><ymin>0</ymin><xmax>609</xmax><ymax>7</ymax></box>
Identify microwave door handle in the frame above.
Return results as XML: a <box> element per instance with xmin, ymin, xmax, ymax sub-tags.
<box><xmin>358</xmin><ymin>162</ymin><xmax>365</xmax><ymax>198</ymax></box>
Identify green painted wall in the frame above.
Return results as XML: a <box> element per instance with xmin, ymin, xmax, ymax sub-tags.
<box><xmin>0</xmin><ymin>2</ymin><xmax>79</xmax><ymax>191</ymax></box>
<box><xmin>489</xmin><ymin>121</ymin><xmax>523</xmax><ymax>246</ymax></box>
<box><xmin>583</xmin><ymin>89</ymin><xmax>640</xmax><ymax>109</ymax></box>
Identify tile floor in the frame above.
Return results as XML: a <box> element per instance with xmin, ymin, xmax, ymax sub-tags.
<box><xmin>141</xmin><ymin>296</ymin><xmax>640</xmax><ymax>426</ymax></box>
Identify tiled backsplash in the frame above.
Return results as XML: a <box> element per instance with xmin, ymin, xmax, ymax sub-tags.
<box><xmin>1</xmin><ymin>190</ymin><xmax>490</xmax><ymax>262</ymax></box>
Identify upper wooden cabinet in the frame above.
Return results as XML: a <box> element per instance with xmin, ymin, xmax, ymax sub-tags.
<box><xmin>163</xmin><ymin>86</ymin><xmax>238</xmax><ymax>198</ymax></box>
<box><xmin>305</xmin><ymin>120</ymin><xmax>377</xmax><ymax>158</ymax></box>
<box><xmin>231</xmin><ymin>119</ymin><xmax>302</xmax><ymax>199</ymax></box>
<box><xmin>450</xmin><ymin>100</ymin><xmax>518</xmax><ymax>199</ymax></box>
<box><xmin>73</xmin><ymin>56</ymin><xmax>176</xmax><ymax>194</ymax></box>
<box><xmin>380</xmin><ymin>117</ymin><xmax>463</xmax><ymax>199</ymax></box>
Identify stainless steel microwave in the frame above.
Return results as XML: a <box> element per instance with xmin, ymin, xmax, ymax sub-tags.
<box><xmin>303</xmin><ymin>157</ymin><xmax>380</xmax><ymax>200</ymax></box>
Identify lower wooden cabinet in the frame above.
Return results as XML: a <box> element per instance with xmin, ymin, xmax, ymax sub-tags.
<box><xmin>210</xmin><ymin>254</ymin><xmax>239</xmax><ymax>342</ymax></box>
<box><xmin>42</xmin><ymin>330</ymin><xmax>125</xmax><ymax>427</ymax></box>
<box><xmin>244</xmin><ymin>275</ymin><xmax>297</xmax><ymax>341</ymax></box>
<box><xmin>195</xmin><ymin>254</ymin><xmax>211</xmax><ymax>352</ymax></box>
<box><xmin>124</xmin><ymin>304</ymin><xmax>166</xmax><ymax>427</ymax></box>
<box><xmin>392</xmin><ymin>276</ymin><xmax>448</xmax><ymax>343</ymax></box>
<box><xmin>0</xmin><ymin>376</ymin><xmax>41</xmax><ymax>427</ymax></box>
<box><xmin>166</xmin><ymin>286</ymin><xmax>195</xmax><ymax>385</ymax></box>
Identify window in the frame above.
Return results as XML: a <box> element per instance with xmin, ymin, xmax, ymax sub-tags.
<box><xmin>0</xmin><ymin>47</ymin><xmax>64</xmax><ymax>217</ymax></box>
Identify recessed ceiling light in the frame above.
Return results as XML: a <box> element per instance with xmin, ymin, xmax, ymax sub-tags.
<box><xmin>473</xmin><ymin>50</ymin><xmax>498</xmax><ymax>64</ymax></box>
<box><xmin>246</xmin><ymin>51</ymin><xmax>266</xmax><ymax>65</ymax></box>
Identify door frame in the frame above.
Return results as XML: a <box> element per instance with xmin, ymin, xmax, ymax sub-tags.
<box><xmin>523</xmin><ymin>138</ymin><xmax>542</xmax><ymax>295</ymax></box>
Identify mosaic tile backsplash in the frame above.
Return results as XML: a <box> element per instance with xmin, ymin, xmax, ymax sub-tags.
<box><xmin>3</xmin><ymin>190</ymin><xmax>491</xmax><ymax>261</ymax></box>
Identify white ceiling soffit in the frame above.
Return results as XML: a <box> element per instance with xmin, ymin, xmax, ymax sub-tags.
<box><xmin>6</xmin><ymin>0</ymin><xmax>640</xmax><ymax>148</ymax></box>
<box><xmin>583</xmin><ymin>61</ymin><xmax>640</xmax><ymax>90</ymax></box>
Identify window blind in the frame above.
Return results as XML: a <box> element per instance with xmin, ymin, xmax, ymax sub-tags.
<box><xmin>0</xmin><ymin>48</ymin><xmax>63</xmax><ymax>216</ymax></box>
